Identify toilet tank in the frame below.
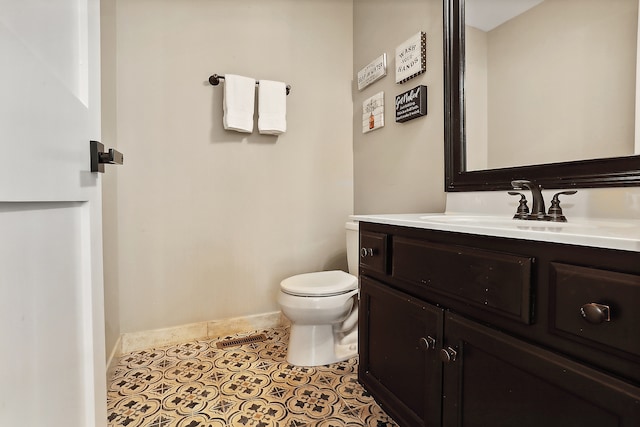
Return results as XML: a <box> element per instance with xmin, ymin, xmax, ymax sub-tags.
<box><xmin>345</xmin><ymin>221</ymin><xmax>359</xmax><ymax>276</ymax></box>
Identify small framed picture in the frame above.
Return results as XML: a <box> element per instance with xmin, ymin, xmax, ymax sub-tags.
<box><xmin>357</xmin><ymin>53</ymin><xmax>387</xmax><ymax>90</ymax></box>
<box><xmin>363</xmin><ymin>92</ymin><xmax>385</xmax><ymax>133</ymax></box>
<box><xmin>395</xmin><ymin>31</ymin><xmax>426</xmax><ymax>83</ymax></box>
<box><xmin>395</xmin><ymin>85</ymin><xmax>427</xmax><ymax>123</ymax></box>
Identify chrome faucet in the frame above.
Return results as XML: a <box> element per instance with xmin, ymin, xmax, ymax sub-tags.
<box><xmin>511</xmin><ymin>180</ymin><xmax>547</xmax><ymax>220</ymax></box>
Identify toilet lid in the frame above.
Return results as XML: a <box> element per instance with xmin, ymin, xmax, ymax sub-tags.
<box><xmin>280</xmin><ymin>270</ymin><xmax>358</xmax><ymax>297</ymax></box>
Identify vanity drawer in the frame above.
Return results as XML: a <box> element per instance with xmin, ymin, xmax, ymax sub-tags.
<box><xmin>360</xmin><ymin>231</ymin><xmax>388</xmax><ymax>275</ymax></box>
<box><xmin>393</xmin><ymin>237</ymin><xmax>534</xmax><ymax>324</ymax></box>
<box><xmin>550</xmin><ymin>263</ymin><xmax>640</xmax><ymax>360</ymax></box>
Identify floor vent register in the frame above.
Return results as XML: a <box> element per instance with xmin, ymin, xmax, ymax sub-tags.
<box><xmin>215</xmin><ymin>333</ymin><xmax>267</xmax><ymax>349</ymax></box>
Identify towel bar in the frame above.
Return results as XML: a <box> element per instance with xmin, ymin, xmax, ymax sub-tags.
<box><xmin>208</xmin><ymin>74</ymin><xmax>291</xmax><ymax>95</ymax></box>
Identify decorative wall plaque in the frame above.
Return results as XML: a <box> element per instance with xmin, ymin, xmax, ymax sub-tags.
<box><xmin>362</xmin><ymin>92</ymin><xmax>385</xmax><ymax>133</ymax></box>
<box><xmin>395</xmin><ymin>85</ymin><xmax>427</xmax><ymax>122</ymax></box>
<box><xmin>395</xmin><ymin>31</ymin><xmax>426</xmax><ymax>83</ymax></box>
<box><xmin>357</xmin><ymin>53</ymin><xmax>387</xmax><ymax>90</ymax></box>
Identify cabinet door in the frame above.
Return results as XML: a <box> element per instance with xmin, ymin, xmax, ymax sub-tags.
<box><xmin>442</xmin><ymin>312</ymin><xmax>640</xmax><ymax>427</ymax></box>
<box><xmin>359</xmin><ymin>277</ymin><xmax>444</xmax><ymax>427</ymax></box>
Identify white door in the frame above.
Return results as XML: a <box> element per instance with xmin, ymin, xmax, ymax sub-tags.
<box><xmin>0</xmin><ymin>0</ymin><xmax>107</xmax><ymax>426</ymax></box>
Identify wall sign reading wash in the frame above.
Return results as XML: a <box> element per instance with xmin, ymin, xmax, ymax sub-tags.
<box><xmin>395</xmin><ymin>31</ymin><xmax>426</xmax><ymax>83</ymax></box>
<box><xmin>395</xmin><ymin>85</ymin><xmax>427</xmax><ymax>123</ymax></box>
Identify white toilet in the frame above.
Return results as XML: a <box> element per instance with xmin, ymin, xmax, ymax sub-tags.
<box><xmin>278</xmin><ymin>221</ymin><xmax>360</xmax><ymax>366</ymax></box>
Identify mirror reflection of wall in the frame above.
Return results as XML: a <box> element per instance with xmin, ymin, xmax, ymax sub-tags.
<box><xmin>465</xmin><ymin>0</ymin><xmax>639</xmax><ymax>172</ymax></box>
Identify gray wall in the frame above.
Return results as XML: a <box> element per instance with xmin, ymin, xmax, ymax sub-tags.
<box><xmin>101</xmin><ymin>0</ymin><xmax>120</xmax><ymax>359</ymax></box>
<box><xmin>353</xmin><ymin>0</ymin><xmax>446</xmax><ymax>214</ymax></box>
<box><xmin>102</xmin><ymin>0</ymin><xmax>448</xmax><ymax>357</ymax></box>
<box><xmin>103</xmin><ymin>0</ymin><xmax>354</xmax><ymax>343</ymax></box>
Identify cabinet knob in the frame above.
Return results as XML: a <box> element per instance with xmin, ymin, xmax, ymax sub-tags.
<box><xmin>440</xmin><ymin>346</ymin><xmax>458</xmax><ymax>363</ymax></box>
<box><xmin>418</xmin><ymin>336</ymin><xmax>436</xmax><ymax>350</ymax></box>
<box><xmin>580</xmin><ymin>303</ymin><xmax>611</xmax><ymax>324</ymax></box>
<box><xmin>360</xmin><ymin>247</ymin><xmax>375</xmax><ymax>258</ymax></box>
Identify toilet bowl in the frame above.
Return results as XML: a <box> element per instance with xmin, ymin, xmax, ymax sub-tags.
<box><xmin>278</xmin><ymin>221</ymin><xmax>360</xmax><ymax>366</ymax></box>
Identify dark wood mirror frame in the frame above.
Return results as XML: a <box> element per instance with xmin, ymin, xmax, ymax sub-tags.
<box><xmin>444</xmin><ymin>0</ymin><xmax>640</xmax><ymax>192</ymax></box>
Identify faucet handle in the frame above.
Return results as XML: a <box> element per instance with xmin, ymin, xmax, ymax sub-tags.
<box><xmin>548</xmin><ymin>191</ymin><xmax>577</xmax><ymax>222</ymax></box>
<box><xmin>508</xmin><ymin>191</ymin><xmax>530</xmax><ymax>219</ymax></box>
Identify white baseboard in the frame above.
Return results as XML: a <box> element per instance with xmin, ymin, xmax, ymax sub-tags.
<box><xmin>118</xmin><ymin>311</ymin><xmax>289</xmax><ymax>354</ymax></box>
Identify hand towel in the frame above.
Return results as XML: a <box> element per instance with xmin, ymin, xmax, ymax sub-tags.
<box><xmin>258</xmin><ymin>80</ymin><xmax>287</xmax><ymax>135</ymax></box>
<box><xmin>223</xmin><ymin>74</ymin><xmax>256</xmax><ymax>133</ymax></box>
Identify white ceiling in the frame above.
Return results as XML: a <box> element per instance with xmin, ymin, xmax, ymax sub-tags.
<box><xmin>466</xmin><ymin>0</ymin><xmax>544</xmax><ymax>32</ymax></box>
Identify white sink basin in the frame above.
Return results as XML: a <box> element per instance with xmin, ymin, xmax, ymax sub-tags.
<box><xmin>417</xmin><ymin>215</ymin><xmax>633</xmax><ymax>230</ymax></box>
<box><xmin>351</xmin><ymin>213</ymin><xmax>640</xmax><ymax>252</ymax></box>
<box><xmin>419</xmin><ymin>215</ymin><xmax>514</xmax><ymax>225</ymax></box>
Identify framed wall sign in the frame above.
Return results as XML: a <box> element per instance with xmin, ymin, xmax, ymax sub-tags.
<box><xmin>357</xmin><ymin>53</ymin><xmax>387</xmax><ymax>90</ymax></box>
<box><xmin>395</xmin><ymin>85</ymin><xmax>427</xmax><ymax>122</ymax></box>
<box><xmin>362</xmin><ymin>92</ymin><xmax>385</xmax><ymax>133</ymax></box>
<box><xmin>395</xmin><ymin>31</ymin><xmax>426</xmax><ymax>83</ymax></box>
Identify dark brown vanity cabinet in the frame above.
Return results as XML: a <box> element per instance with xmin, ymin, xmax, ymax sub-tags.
<box><xmin>441</xmin><ymin>312</ymin><xmax>639</xmax><ymax>427</ymax></box>
<box><xmin>358</xmin><ymin>222</ymin><xmax>640</xmax><ymax>427</ymax></box>
<box><xmin>359</xmin><ymin>277</ymin><xmax>443</xmax><ymax>427</ymax></box>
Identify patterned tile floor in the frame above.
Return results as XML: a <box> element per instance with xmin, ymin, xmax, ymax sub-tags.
<box><xmin>107</xmin><ymin>327</ymin><xmax>399</xmax><ymax>427</ymax></box>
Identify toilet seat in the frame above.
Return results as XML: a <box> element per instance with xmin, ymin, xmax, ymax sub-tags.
<box><xmin>281</xmin><ymin>270</ymin><xmax>357</xmax><ymax>297</ymax></box>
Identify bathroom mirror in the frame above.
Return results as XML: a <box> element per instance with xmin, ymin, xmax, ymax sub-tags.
<box><xmin>444</xmin><ymin>0</ymin><xmax>640</xmax><ymax>192</ymax></box>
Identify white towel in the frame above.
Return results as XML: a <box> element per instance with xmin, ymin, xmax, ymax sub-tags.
<box><xmin>258</xmin><ymin>80</ymin><xmax>287</xmax><ymax>135</ymax></box>
<box><xmin>223</xmin><ymin>74</ymin><xmax>256</xmax><ymax>133</ymax></box>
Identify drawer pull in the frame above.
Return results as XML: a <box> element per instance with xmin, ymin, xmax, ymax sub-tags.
<box><xmin>440</xmin><ymin>346</ymin><xmax>458</xmax><ymax>363</ymax></box>
<box><xmin>580</xmin><ymin>303</ymin><xmax>611</xmax><ymax>324</ymax></box>
<box><xmin>360</xmin><ymin>247</ymin><xmax>375</xmax><ymax>258</ymax></box>
<box><xmin>418</xmin><ymin>336</ymin><xmax>437</xmax><ymax>350</ymax></box>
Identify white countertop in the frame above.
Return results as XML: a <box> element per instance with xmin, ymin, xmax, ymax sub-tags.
<box><xmin>351</xmin><ymin>213</ymin><xmax>640</xmax><ymax>252</ymax></box>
